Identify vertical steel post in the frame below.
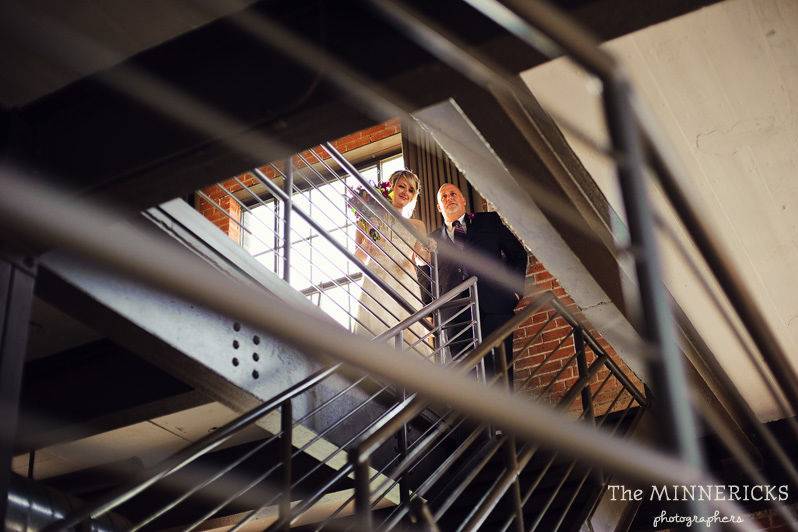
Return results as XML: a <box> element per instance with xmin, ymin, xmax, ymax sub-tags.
<box><xmin>497</xmin><ymin>342</ymin><xmax>525</xmax><ymax>532</ymax></box>
<box><xmin>603</xmin><ymin>77</ymin><xmax>705</xmax><ymax>511</ymax></box>
<box><xmin>431</xmin><ymin>252</ymin><xmax>445</xmax><ymax>365</ymax></box>
<box><xmin>574</xmin><ymin>328</ymin><xmax>594</xmax><ymax>423</ymax></box>
<box><xmin>273</xmin><ymin>200</ymin><xmax>280</xmax><ymax>275</ymax></box>
<box><xmin>471</xmin><ymin>283</ymin><xmax>486</xmax><ymax>384</ymax></box>
<box><xmin>282</xmin><ymin>158</ymin><xmax>293</xmax><ymax>283</ymax></box>
<box><xmin>0</xmin><ymin>253</ymin><xmax>36</xmax><ymax>526</ymax></box>
<box><xmin>350</xmin><ymin>448</ymin><xmax>372</xmax><ymax>531</ymax></box>
<box><xmin>27</xmin><ymin>450</ymin><xmax>34</xmax><ymax>480</ymax></box>
<box><xmin>278</xmin><ymin>400</ymin><xmax>292</xmax><ymax>531</ymax></box>
<box><xmin>394</xmin><ymin>332</ymin><xmax>410</xmax><ymax>505</ymax></box>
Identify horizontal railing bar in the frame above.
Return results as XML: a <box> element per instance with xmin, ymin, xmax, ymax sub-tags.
<box><xmin>357</xmin><ymin>298</ymin><xmax>548</xmax><ymax>462</ymax></box>
<box><xmin>300</xmin><ymin>272</ymin><xmax>363</xmax><ymax>296</ymax></box>
<box><xmin>513</xmin><ymin>313</ymin><xmax>557</xmax><ymax>355</ymax></box>
<box><xmin>238</xmin><ymin>174</ymin><xmax>412</xmax><ymax>336</ymax></box>
<box><xmin>465</xmin><ymin>443</ymin><xmax>536</xmax><ymax>532</ymax></box>
<box><xmin>550</xmin><ymin>297</ymin><xmax>647</xmax><ymax>405</ymax></box>
<box><xmin>214</xmin><ymin>181</ymin><xmax>394</xmax><ymax>338</ymax></box>
<box><xmin>279</xmin><ymin>167</ymin><xmax>434</xmax><ymax>304</ymax></box>
<box><xmin>46</xmin><ymin>360</ymin><xmax>340</xmax><ymax>529</ymax></box>
<box><xmin>322</xmin><ymin>142</ymin><xmax>435</xmax><ymax>258</ymax></box>
<box><xmin>532</xmin><ymin>396</ymin><xmax>637</xmax><ymax>532</ymax></box>
<box><xmin>382</xmin><ymin>423</ymin><xmax>485</xmax><ymax>529</ymax></box>
<box><xmin>295</xmin><ymin>408</ymin><xmax>455</xmax><ymax>531</ymax></box>
<box><xmin>293</xmin><ymin>150</ymin><xmax>434</xmax><ymax>276</ymax></box>
<box><xmin>376</xmin><ymin>277</ymin><xmax>477</xmax><ymax>341</ymax></box>
<box><xmin>369</xmin><ymin>414</ymin><xmax>464</xmax><ymax>510</ymax></box>
<box><xmin>254</xmin><ymin>167</ymin><xmax>421</xmax><ymax>319</ymax></box>
<box><xmin>292</xmin><ymin>148</ymin><xmax>433</xmax><ymax>273</ymax></box>
<box><xmin>515</xmin><ymin>329</ymin><xmax>573</xmax><ymax>391</ymax></box>
<box><xmin>443</xmin><ymin>447</ymin><xmax>504</xmax><ymax>525</ymax></box>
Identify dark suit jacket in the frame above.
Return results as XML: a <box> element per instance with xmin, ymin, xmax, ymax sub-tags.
<box><xmin>425</xmin><ymin>211</ymin><xmax>527</xmax><ymax>317</ymax></box>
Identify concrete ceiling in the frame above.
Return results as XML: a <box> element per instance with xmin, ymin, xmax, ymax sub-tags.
<box><xmin>12</xmin><ymin>402</ymin><xmax>268</xmax><ymax>480</ymax></box>
<box><xmin>0</xmin><ymin>0</ymin><xmax>255</xmax><ymax>107</ymax></box>
<box><xmin>521</xmin><ymin>0</ymin><xmax>798</xmax><ymax>421</ymax></box>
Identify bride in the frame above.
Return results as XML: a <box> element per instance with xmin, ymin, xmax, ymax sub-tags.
<box><xmin>353</xmin><ymin>170</ymin><xmax>434</xmax><ymax>357</ymax></box>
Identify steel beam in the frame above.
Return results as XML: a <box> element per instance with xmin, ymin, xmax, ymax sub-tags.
<box><xmin>0</xmin><ymin>253</ymin><xmax>36</xmax><ymax>527</ymax></box>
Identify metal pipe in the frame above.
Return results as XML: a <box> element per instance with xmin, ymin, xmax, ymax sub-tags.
<box><xmin>467</xmin><ymin>0</ymin><xmax>616</xmax><ymax>80</ymax></box>
<box><xmin>292</xmin><ymin>151</ymin><xmax>433</xmax><ymax>280</ymax></box>
<box><xmin>432</xmin><ymin>252</ymin><xmax>445</xmax><ymax>364</ymax></box>
<box><xmin>323</xmin><ymin>142</ymin><xmax>432</xmax><ymax>251</ymax></box>
<box><xmin>283</xmin><ymin>159</ymin><xmax>433</xmax><ymax>303</ymax></box>
<box><xmin>381</xmin><ymin>424</ymin><xmax>485</xmax><ymax>529</ymax></box>
<box><xmin>463</xmin><ymin>444</ymin><xmax>536</xmax><ymax>531</ymax></box>
<box><xmin>548</xmin><ymin>298</ymin><xmax>648</xmax><ymax>406</ymax></box>
<box><xmin>278</xmin><ymin>400</ymin><xmax>292</xmax><ymax>531</ymax></box>
<box><xmin>352</xmin><ymin>449</ymin><xmax>372</xmax><ymax>531</ymax></box>
<box><xmin>575</xmin><ymin>328</ymin><xmax>594</xmax><ymax>422</ymax></box>
<box><xmin>283</xmin><ymin>158</ymin><xmax>293</xmax><ymax>283</ymax></box>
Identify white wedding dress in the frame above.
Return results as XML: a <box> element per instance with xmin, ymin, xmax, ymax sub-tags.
<box><xmin>354</xmin><ymin>213</ymin><xmax>433</xmax><ymax>358</ymax></box>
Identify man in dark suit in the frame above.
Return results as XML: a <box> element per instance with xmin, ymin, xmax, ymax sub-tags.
<box><xmin>430</xmin><ymin>183</ymin><xmax>527</xmax><ymax>387</ymax></box>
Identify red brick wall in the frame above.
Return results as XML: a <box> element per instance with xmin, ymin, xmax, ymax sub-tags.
<box><xmin>476</xmin><ymin>198</ymin><xmax>642</xmax><ymax>415</ymax></box>
<box><xmin>512</xmin><ymin>255</ymin><xmax>643</xmax><ymax>415</ymax></box>
<box><xmin>197</xmin><ymin>118</ymin><xmax>401</xmax><ymax>238</ymax></box>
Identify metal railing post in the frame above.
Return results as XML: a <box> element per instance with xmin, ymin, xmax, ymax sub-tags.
<box><xmin>497</xmin><ymin>342</ymin><xmax>525</xmax><ymax>532</ymax></box>
<box><xmin>574</xmin><ymin>327</ymin><xmax>594</xmax><ymax>423</ymax></box>
<box><xmin>282</xmin><ymin>158</ymin><xmax>293</xmax><ymax>283</ymax></box>
<box><xmin>394</xmin><ymin>331</ymin><xmax>411</xmax><ymax>505</ymax></box>
<box><xmin>470</xmin><ymin>281</ymin><xmax>486</xmax><ymax>384</ymax></box>
<box><xmin>603</xmin><ymin>77</ymin><xmax>705</xmax><ymax>515</ymax></box>
<box><xmin>432</xmin><ymin>251</ymin><xmax>445</xmax><ymax>365</ymax></box>
<box><xmin>350</xmin><ymin>448</ymin><xmax>372</xmax><ymax>531</ymax></box>
<box><xmin>278</xmin><ymin>400</ymin><xmax>292</xmax><ymax>531</ymax></box>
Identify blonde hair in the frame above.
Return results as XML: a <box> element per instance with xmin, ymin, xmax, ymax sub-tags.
<box><xmin>389</xmin><ymin>169</ymin><xmax>421</xmax><ymax>217</ymax></box>
<box><xmin>389</xmin><ymin>169</ymin><xmax>421</xmax><ymax>195</ymax></box>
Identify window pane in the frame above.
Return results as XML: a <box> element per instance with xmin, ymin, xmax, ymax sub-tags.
<box><xmin>313</xmin><ymin>182</ymin><xmax>347</xmax><ymax>231</ymax></box>
<box><xmin>380</xmin><ymin>154</ymin><xmax>405</xmax><ymax>179</ymax></box>
<box><xmin>290</xmin><ymin>192</ymin><xmax>312</xmax><ymax>240</ymax></box>
<box><xmin>319</xmin><ymin>284</ymin><xmax>357</xmax><ymax>329</ymax></box>
<box><xmin>360</xmin><ymin>165</ymin><xmax>379</xmax><ymax>185</ymax></box>
<box><xmin>244</xmin><ymin>203</ymin><xmax>278</xmax><ymax>256</ymax></box>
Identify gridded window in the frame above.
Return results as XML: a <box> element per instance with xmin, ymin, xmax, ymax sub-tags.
<box><xmin>241</xmin><ymin>152</ymin><xmax>405</xmax><ymax>330</ymax></box>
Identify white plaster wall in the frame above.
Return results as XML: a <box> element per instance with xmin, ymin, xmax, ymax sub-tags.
<box><xmin>521</xmin><ymin>0</ymin><xmax>798</xmax><ymax>420</ymax></box>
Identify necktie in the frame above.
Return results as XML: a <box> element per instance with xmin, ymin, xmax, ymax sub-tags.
<box><xmin>452</xmin><ymin>219</ymin><xmax>466</xmax><ymax>247</ymax></box>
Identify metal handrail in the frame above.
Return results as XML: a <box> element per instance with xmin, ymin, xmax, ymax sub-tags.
<box><xmin>375</xmin><ymin>276</ymin><xmax>477</xmax><ymax>342</ymax></box>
